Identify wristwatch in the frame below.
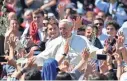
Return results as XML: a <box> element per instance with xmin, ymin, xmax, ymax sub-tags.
<box><xmin>62</xmin><ymin>53</ymin><xmax>67</xmax><ymax>56</ymax></box>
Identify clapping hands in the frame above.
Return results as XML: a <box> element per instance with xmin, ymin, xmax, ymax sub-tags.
<box><xmin>64</xmin><ymin>39</ymin><xmax>70</xmax><ymax>54</ymax></box>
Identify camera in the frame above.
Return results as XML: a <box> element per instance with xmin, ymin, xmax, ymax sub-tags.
<box><xmin>0</xmin><ymin>56</ymin><xmax>7</xmax><ymax>62</ymax></box>
<box><xmin>97</xmin><ymin>54</ymin><xmax>107</xmax><ymax>60</ymax></box>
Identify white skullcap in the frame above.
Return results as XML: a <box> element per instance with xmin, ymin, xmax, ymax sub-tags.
<box><xmin>59</xmin><ymin>19</ymin><xmax>73</xmax><ymax>28</ymax></box>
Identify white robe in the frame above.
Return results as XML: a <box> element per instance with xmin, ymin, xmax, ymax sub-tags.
<box><xmin>36</xmin><ymin>34</ymin><xmax>98</xmax><ymax>66</ymax></box>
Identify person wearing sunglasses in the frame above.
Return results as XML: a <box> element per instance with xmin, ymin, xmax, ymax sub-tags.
<box><xmin>93</xmin><ymin>18</ymin><xmax>109</xmax><ymax>46</ymax></box>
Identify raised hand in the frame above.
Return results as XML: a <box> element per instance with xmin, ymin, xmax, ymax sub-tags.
<box><xmin>64</xmin><ymin>39</ymin><xmax>70</xmax><ymax>54</ymax></box>
<box><xmin>24</xmin><ymin>57</ymin><xmax>36</xmax><ymax>68</ymax></box>
<box><xmin>5</xmin><ymin>27</ymin><xmax>13</xmax><ymax>37</ymax></box>
<box><xmin>113</xmin><ymin>53</ymin><xmax>122</xmax><ymax>63</ymax></box>
<box><xmin>84</xmin><ymin>59</ymin><xmax>97</xmax><ymax>79</ymax></box>
<box><xmin>73</xmin><ymin>16</ymin><xmax>82</xmax><ymax>30</ymax></box>
<box><xmin>116</xmin><ymin>32</ymin><xmax>125</xmax><ymax>50</ymax></box>
<box><xmin>99</xmin><ymin>61</ymin><xmax>108</xmax><ymax>73</ymax></box>
<box><xmin>7</xmin><ymin>34</ymin><xmax>17</xmax><ymax>48</ymax></box>
<box><xmin>57</xmin><ymin>3</ymin><xmax>65</xmax><ymax>19</ymax></box>
<box><xmin>57</xmin><ymin>39</ymin><xmax>70</xmax><ymax>65</ymax></box>
<box><xmin>81</xmin><ymin>48</ymin><xmax>90</xmax><ymax>61</ymax></box>
<box><xmin>5</xmin><ymin>56</ymin><xmax>17</xmax><ymax>68</ymax></box>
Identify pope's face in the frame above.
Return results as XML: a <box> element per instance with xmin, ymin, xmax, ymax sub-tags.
<box><xmin>59</xmin><ymin>22</ymin><xmax>72</xmax><ymax>39</ymax></box>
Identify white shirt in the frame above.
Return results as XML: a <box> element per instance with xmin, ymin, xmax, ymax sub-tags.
<box><xmin>118</xmin><ymin>21</ymin><xmax>127</xmax><ymax>47</ymax></box>
<box><xmin>95</xmin><ymin>0</ymin><xmax>127</xmax><ymax>26</ymax></box>
<box><xmin>109</xmin><ymin>2</ymin><xmax>117</xmax><ymax>14</ymax></box>
<box><xmin>36</xmin><ymin>34</ymin><xmax>98</xmax><ymax>66</ymax></box>
<box><xmin>120</xmin><ymin>72</ymin><xmax>127</xmax><ymax>81</ymax></box>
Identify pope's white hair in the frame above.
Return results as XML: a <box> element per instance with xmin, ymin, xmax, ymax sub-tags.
<box><xmin>59</xmin><ymin>19</ymin><xmax>73</xmax><ymax>28</ymax></box>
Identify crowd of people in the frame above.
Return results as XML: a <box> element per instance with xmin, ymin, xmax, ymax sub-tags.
<box><xmin>0</xmin><ymin>0</ymin><xmax>127</xmax><ymax>80</ymax></box>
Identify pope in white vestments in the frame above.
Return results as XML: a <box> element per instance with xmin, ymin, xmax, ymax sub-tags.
<box><xmin>36</xmin><ymin>19</ymin><xmax>98</xmax><ymax>66</ymax></box>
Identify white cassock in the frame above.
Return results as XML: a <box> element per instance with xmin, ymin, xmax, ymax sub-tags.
<box><xmin>36</xmin><ymin>34</ymin><xmax>98</xmax><ymax>66</ymax></box>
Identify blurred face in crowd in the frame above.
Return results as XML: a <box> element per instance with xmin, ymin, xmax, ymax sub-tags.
<box><xmin>97</xmin><ymin>12</ymin><xmax>105</xmax><ymax>20</ymax></box>
<box><xmin>47</xmin><ymin>24</ymin><xmax>59</xmax><ymax>39</ymax></box>
<box><xmin>59</xmin><ymin>22</ymin><xmax>73</xmax><ymax>39</ymax></box>
<box><xmin>24</xmin><ymin>11</ymin><xmax>33</xmax><ymax>22</ymax></box>
<box><xmin>94</xmin><ymin>19</ymin><xmax>104</xmax><ymax>36</ymax></box>
<box><xmin>8</xmin><ymin>12</ymin><xmax>17</xmax><ymax>21</ymax></box>
<box><xmin>121</xmin><ymin>0</ymin><xmax>127</xmax><ymax>6</ymax></box>
<box><xmin>106</xmin><ymin>25</ymin><xmax>117</xmax><ymax>37</ymax></box>
<box><xmin>85</xmin><ymin>26</ymin><xmax>93</xmax><ymax>40</ymax></box>
<box><xmin>86</xmin><ymin>11</ymin><xmax>94</xmax><ymax>21</ymax></box>
<box><xmin>9</xmin><ymin>19</ymin><xmax>19</xmax><ymax>31</ymax></box>
<box><xmin>33</xmin><ymin>13</ymin><xmax>43</xmax><ymax>25</ymax></box>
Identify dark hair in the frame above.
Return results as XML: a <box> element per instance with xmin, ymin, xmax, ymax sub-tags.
<box><xmin>56</xmin><ymin>72</ymin><xmax>72</xmax><ymax>80</ymax></box>
<box><xmin>86</xmin><ymin>24</ymin><xmax>98</xmax><ymax>33</ymax></box>
<box><xmin>25</xmin><ymin>68</ymin><xmax>42</xmax><ymax>80</ymax></box>
<box><xmin>106</xmin><ymin>20</ymin><xmax>120</xmax><ymax>31</ymax></box>
<box><xmin>0</xmin><ymin>64</ymin><xmax>3</xmax><ymax>78</ymax></box>
<box><xmin>94</xmin><ymin>18</ymin><xmax>104</xmax><ymax>23</ymax></box>
<box><xmin>32</xmin><ymin>9</ymin><xmax>44</xmax><ymax>16</ymax></box>
<box><xmin>88</xmin><ymin>74</ymin><xmax>108</xmax><ymax>80</ymax></box>
<box><xmin>106</xmin><ymin>69</ymin><xmax>117</xmax><ymax>80</ymax></box>
<box><xmin>48</xmin><ymin>17</ymin><xmax>58</xmax><ymax>26</ymax></box>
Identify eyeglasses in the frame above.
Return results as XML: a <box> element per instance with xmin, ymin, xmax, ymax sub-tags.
<box><xmin>94</xmin><ymin>23</ymin><xmax>103</xmax><ymax>26</ymax></box>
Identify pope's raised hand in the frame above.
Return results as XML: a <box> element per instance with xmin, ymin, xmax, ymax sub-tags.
<box><xmin>64</xmin><ymin>39</ymin><xmax>70</xmax><ymax>54</ymax></box>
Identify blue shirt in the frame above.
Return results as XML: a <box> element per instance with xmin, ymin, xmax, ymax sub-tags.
<box><xmin>95</xmin><ymin>0</ymin><xmax>127</xmax><ymax>26</ymax></box>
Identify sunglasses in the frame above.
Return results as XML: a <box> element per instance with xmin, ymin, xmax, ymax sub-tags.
<box><xmin>94</xmin><ymin>23</ymin><xmax>103</xmax><ymax>26</ymax></box>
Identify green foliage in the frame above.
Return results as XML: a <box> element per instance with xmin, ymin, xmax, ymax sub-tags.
<box><xmin>0</xmin><ymin>0</ymin><xmax>9</xmax><ymax>36</ymax></box>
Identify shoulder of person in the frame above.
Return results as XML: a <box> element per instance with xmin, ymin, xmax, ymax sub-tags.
<box><xmin>73</xmin><ymin>35</ymin><xmax>88</xmax><ymax>40</ymax></box>
<box><xmin>49</xmin><ymin>36</ymin><xmax>62</xmax><ymax>45</ymax></box>
<box><xmin>120</xmin><ymin>72</ymin><xmax>127</xmax><ymax>81</ymax></box>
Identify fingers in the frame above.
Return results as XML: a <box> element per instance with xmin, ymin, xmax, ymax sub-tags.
<box><xmin>118</xmin><ymin>31</ymin><xmax>124</xmax><ymax>36</ymax></box>
<box><xmin>27</xmin><ymin>57</ymin><xmax>36</xmax><ymax>67</ymax></box>
<box><xmin>58</xmin><ymin>3</ymin><xmax>65</xmax><ymax>13</ymax></box>
<box><xmin>82</xmin><ymin>48</ymin><xmax>90</xmax><ymax>57</ymax></box>
<box><xmin>4</xmin><ymin>55</ymin><xmax>9</xmax><ymax>60</ymax></box>
<box><xmin>64</xmin><ymin>39</ymin><xmax>70</xmax><ymax>54</ymax></box>
<box><xmin>76</xmin><ymin>16</ymin><xmax>82</xmax><ymax>22</ymax></box>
